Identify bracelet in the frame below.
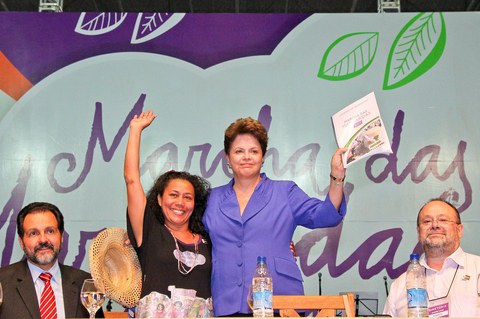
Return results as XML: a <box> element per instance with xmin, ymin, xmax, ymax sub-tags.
<box><xmin>330</xmin><ymin>173</ymin><xmax>345</xmax><ymax>185</ymax></box>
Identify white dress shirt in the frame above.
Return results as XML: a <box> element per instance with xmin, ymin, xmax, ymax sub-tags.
<box><xmin>27</xmin><ymin>260</ymin><xmax>67</xmax><ymax>319</ymax></box>
<box><xmin>383</xmin><ymin>247</ymin><xmax>480</xmax><ymax>317</ymax></box>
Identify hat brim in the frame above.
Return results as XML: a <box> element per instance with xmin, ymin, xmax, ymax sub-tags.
<box><xmin>89</xmin><ymin>227</ymin><xmax>142</xmax><ymax>308</ymax></box>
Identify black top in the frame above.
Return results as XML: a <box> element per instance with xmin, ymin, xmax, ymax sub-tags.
<box><xmin>127</xmin><ymin>205</ymin><xmax>212</xmax><ymax>299</ymax></box>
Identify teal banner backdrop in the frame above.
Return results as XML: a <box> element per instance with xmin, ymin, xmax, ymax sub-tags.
<box><xmin>0</xmin><ymin>12</ymin><xmax>479</xmax><ymax>311</ymax></box>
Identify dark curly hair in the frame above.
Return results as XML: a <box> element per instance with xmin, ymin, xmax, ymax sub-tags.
<box><xmin>146</xmin><ymin>171</ymin><xmax>211</xmax><ymax>237</ymax></box>
<box><xmin>224</xmin><ymin>117</ymin><xmax>269</xmax><ymax>156</ymax></box>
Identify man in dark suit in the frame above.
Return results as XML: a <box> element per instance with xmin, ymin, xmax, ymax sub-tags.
<box><xmin>0</xmin><ymin>202</ymin><xmax>104</xmax><ymax>319</ymax></box>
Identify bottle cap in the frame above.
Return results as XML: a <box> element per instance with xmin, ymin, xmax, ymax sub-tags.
<box><xmin>257</xmin><ymin>256</ymin><xmax>267</xmax><ymax>264</ymax></box>
<box><xmin>410</xmin><ymin>253</ymin><xmax>419</xmax><ymax>260</ymax></box>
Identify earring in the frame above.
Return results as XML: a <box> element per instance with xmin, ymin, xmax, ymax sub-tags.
<box><xmin>227</xmin><ymin>163</ymin><xmax>232</xmax><ymax>169</ymax></box>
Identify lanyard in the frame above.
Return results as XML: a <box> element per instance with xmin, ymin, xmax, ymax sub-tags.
<box><xmin>426</xmin><ymin>265</ymin><xmax>459</xmax><ymax>302</ymax></box>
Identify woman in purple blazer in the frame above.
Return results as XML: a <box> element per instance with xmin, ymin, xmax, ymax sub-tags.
<box><xmin>203</xmin><ymin>117</ymin><xmax>347</xmax><ymax>316</ymax></box>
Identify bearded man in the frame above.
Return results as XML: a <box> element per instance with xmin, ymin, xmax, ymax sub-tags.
<box><xmin>0</xmin><ymin>202</ymin><xmax>104</xmax><ymax>319</ymax></box>
<box><xmin>383</xmin><ymin>198</ymin><xmax>480</xmax><ymax>317</ymax></box>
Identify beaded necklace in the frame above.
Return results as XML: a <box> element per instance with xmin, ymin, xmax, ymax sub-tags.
<box><xmin>164</xmin><ymin>224</ymin><xmax>199</xmax><ymax>275</ymax></box>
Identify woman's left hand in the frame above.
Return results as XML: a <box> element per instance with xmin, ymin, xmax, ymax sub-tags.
<box><xmin>330</xmin><ymin>148</ymin><xmax>347</xmax><ymax>179</ymax></box>
<box><xmin>328</xmin><ymin>148</ymin><xmax>347</xmax><ymax>210</ymax></box>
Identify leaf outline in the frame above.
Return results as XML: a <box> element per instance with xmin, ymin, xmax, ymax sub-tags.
<box><xmin>383</xmin><ymin>12</ymin><xmax>446</xmax><ymax>90</ymax></box>
<box><xmin>75</xmin><ymin>12</ymin><xmax>128</xmax><ymax>35</ymax></box>
<box><xmin>131</xmin><ymin>13</ymin><xmax>186</xmax><ymax>44</ymax></box>
<box><xmin>318</xmin><ymin>32</ymin><xmax>379</xmax><ymax>81</ymax></box>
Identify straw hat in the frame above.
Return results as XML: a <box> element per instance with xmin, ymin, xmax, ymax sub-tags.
<box><xmin>89</xmin><ymin>227</ymin><xmax>142</xmax><ymax>308</ymax></box>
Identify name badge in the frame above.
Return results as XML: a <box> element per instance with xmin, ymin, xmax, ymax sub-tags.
<box><xmin>428</xmin><ymin>300</ymin><xmax>449</xmax><ymax>318</ymax></box>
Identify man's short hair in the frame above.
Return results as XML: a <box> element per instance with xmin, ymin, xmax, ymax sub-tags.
<box><xmin>416</xmin><ymin>198</ymin><xmax>461</xmax><ymax>226</ymax></box>
<box><xmin>17</xmin><ymin>202</ymin><xmax>65</xmax><ymax>237</ymax></box>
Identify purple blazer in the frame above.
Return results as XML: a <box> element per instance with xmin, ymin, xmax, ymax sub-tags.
<box><xmin>203</xmin><ymin>173</ymin><xmax>347</xmax><ymax>316</ymax></box>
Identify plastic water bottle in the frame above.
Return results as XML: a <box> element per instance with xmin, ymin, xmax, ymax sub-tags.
<box><xmin>252</xmin><ymin>256</ymin><xmax>273</xmax><ymax>317</ymax></box>
<box><xmin>406</xmin><ymin>253</ymin><xmax>428</xmax><ymax>317</ymax></box>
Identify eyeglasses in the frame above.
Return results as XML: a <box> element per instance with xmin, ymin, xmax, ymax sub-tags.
<box><xmin>427</xmin><ymin>265</ymin><xmax>459</xmax><ymax>302</ymax></box>
<box><xmin>420</xmin><ymin>218</ymin><xmax>460</xmax><ymax>227</ymax></box>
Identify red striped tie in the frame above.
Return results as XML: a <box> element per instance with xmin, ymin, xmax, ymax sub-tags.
<box><xmin>39</xmin><ymin>272</ymin><xmax>57</xmax><ymax>319</ymax></box>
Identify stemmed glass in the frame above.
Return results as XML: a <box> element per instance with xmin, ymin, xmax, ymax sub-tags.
<box><xmin>81</xmin><ymin>279</ymin><xmax>105</xmax><ymax>318</ymax></box>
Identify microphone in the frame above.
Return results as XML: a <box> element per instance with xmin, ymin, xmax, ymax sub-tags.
<box><xmin>318</xmin><ymin>272</ymin><xmax>322</xmax><ymax>295</ymax></box>
<box><xmin>383</xmin><ymin>276</ymin><xmax>389</xmax><ymax>297</ymax></box>
<box><xmin>355</xmin><ymin>294</ymin><xmax>360</xmax><ymax>317</ymax></box>
<box><xmin>106</xmin><ymin>299</ymin><xmax>113</xmax><ymax>311</ymax></box>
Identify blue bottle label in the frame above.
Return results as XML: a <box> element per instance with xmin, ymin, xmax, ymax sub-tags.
<box><xmin>407</xmin><ymin>288</ymin><xmax>428</xmax><ymax>308</ymax></box>
<box><xmin>253</xmin><ymin>291</ymin><xmax>273</xmax><ymax>308</ymax></box>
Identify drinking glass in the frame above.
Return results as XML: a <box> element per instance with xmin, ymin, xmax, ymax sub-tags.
<box><xmin>81</xmin><ymin>279</ymin><xmax>105</xmax><ymax>318</ymax></box>
<box><xmin>0</xmin><ymin>282</ymin><xmax>3</xmax><ymax>307</ymax></box>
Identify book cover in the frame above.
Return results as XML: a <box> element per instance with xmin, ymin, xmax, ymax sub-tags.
<box><xmin>332</xmin><ymin>92</ymin><xmax>392</xmax><ymax>168</ymax></box>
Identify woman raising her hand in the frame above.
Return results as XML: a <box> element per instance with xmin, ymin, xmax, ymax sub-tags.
<box><xmin>124</xmin><ymin>111</ymin><xmax>212</xmax><ymax>304</ymax></box>
<box><xmin>203</xmin><ymin>117</ymin><xmax>347</xmax><ymax>316</ymax></box>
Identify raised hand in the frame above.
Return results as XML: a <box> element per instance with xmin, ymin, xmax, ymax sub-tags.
<box><xmin>328</xmin><ymin>148</ymin><xmax>347</xmax><ymax>211</ymax></box>
<box><xmin>330</xmin><ymin>147</ymin><xmax>347</xmax><ymax>180</ymax></box>
<box><xmin>125</xmin><ymin>110</ymin><xmax>157</xmax><ymax>246</ymax></box>
<box><xmin>130</xmin><ymin>110</ymin><xmax>157</xmax><ymax>131</ymax></box>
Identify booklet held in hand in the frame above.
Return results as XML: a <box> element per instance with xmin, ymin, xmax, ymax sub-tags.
<box><xmin>332</xmin><ymin>92</ymin><xmax>392</xmax><ymax>168</ymax></box>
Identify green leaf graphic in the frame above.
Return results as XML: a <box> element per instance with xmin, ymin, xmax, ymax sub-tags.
<box><xmin>318</xmin><ymin>32</ymin><xmax>379</xmax><ymax>81</ymax></box>
<box><xmin>383</xmin><ymin>12</ymin><xmax>446</xmax><ymax>90</ymax></box>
